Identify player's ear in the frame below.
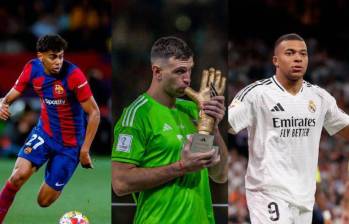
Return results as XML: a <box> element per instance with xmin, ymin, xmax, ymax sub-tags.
<box><xmin>272</xmin><ymin>56</ymin><xmax>279</xmax><ymax>67</ymax></box>
<box><xmin>152</xmin><ymin>64</ymin><xmax>162</xmax><ymax>81</ymax></box>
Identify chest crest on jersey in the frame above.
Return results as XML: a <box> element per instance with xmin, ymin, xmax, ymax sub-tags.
<box><xmin>55</xmin><ymin>84</ymin><xmax>65</xmax><ymax>95</ymax></box>
<box><xmin>308</xmin><ymin>100</ymin><xmax>316</xmax><ymax>113</ymax></box>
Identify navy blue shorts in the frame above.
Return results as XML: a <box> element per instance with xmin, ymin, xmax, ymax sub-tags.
<box><xmin>18</xmin><ymin>127</ymin><xmax>80</xmax><ymax>191</ymax></box>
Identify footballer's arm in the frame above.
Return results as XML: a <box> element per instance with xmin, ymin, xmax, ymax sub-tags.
<box><xmin>201</xmin><ymin>95</ymin><xmax>228</xmax><ymax>183</ymax></box>
<box><xmin>0</xmin><ymin>88</ymin><xmax>22</xmax><ymax>120</ymax></box>
<box><xmin>112</xmin><ymin>161</ymin><xmax>184</xmax><ymax>196</ymax></box>
<box><xmin>80</xmin><ymin>96</ymin><xmax>100</xmax><ymax>168</ymax></box>
<box><xmin>337</xmin><ymin>125</ymin><xmax>349</xmax><ymax>139</ymax></box>
<box><xmin>112</xmin><ymin>143</ymin><xmax>217</xmax><ymax>196</ymax></box>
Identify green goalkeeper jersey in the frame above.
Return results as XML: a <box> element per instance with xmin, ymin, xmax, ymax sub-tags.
<box><xmin>112</xmin><ymin>93</ymin><xmax>215</xmax><ymax>224</ymax></box>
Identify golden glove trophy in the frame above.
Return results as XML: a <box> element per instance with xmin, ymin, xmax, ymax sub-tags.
<box><xmin>184</xmin><ymin>68</ymin><xmax>226</xmax><ymax>152</ymax></box>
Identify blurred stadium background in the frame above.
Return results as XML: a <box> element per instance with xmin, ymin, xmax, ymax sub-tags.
<box><xmin>229</xmin><ymin>0</ymin><xmax>349</xmax><ymax>223</ymax></box>
<box><xmin>112</xmin><ymin>0</ymin><xmax>228</xmax><ymax>223</ymax></box>
<box><xmin>0</xmin><ymin>0</ymin><xmax>111</xmax><ymax>223</ymax></box>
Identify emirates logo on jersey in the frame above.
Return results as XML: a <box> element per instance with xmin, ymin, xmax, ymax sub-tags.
<box><xmin>308</xmin><ymin>100</ymin><xmax>316</xmax><ymax>113</ymax></box>
<box><xmin>55</xmin><ymin>84</ymin><xmax>64</xmax><ymax>95</ymax></box>
<box><xmin>273</xmin><ymin>117</ymin><xmax>316</xmax><ymax>138</ymax></box>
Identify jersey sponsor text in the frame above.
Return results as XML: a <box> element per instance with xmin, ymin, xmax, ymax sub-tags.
<box><xmin>44</xmin><ymin>98</ymin><xmax>66</xmax><ymax>105</ymax></box>
<box><xmin>273</xmin><ymin>117</ymin><xmax>315</xmax><ymax>138</ymax></box>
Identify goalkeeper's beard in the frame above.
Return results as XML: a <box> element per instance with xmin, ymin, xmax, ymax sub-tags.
<box><xmin>165</xmin><ymin>88</ymin><xmax>186</xmax><ymax>98</ymax></box>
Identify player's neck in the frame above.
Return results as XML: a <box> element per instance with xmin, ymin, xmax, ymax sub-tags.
<box><xmin>44</xmin><ymin>67</ymin><xmax>50</xmax><ymax>75</ymax></box>
<box><xmin>275</xmin><ymin>74</ymin><xmax>303</xmax><ymax>95</ymax></box>
<box><xmin>146</xmin><ymin>86</ymin><xmax>176</xmax><ymax>108</ymax></box>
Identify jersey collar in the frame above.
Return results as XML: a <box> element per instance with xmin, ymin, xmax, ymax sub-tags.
<box><xmin>272</xmin><ymin>75</ymin><xmax>304</xmax><ymax>95</ymax></box>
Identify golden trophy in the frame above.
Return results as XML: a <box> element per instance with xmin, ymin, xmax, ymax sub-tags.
<box><xmin>184</xmin><ymin>68</ymin><xmax>226</xmax><ymax>152</ymax></box>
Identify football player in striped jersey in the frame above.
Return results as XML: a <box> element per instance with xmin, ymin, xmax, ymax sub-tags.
<box><xmin>0</xmin><ymin>34</ymin><xmax>100</xmax><ymax>222</ymax></box>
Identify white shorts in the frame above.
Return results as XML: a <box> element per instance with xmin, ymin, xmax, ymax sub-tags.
<box><xmin>246</xmin><ymin>190</ymin><xmax>313</xmax><ymax>224</ymax></box>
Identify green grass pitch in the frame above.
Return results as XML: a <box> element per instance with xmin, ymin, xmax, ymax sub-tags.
<box><xmin>0</xmin><ymin>156</ymin><xmax>110</xmax><ymax>224</ymax></box>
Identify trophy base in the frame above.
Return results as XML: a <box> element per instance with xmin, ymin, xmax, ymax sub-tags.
<box><xmin>190</xmin><ymin>133</ymin><xmax>214</xmax><ymax>152</ymax></box>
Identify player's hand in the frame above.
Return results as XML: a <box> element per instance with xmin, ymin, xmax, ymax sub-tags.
<box><xmin>206</xmin><ymin>147</ymin><xmax>221</xmax><ymax>167</ymax></box>
<box><xmin>0</xmin><ymin>100</ymin><xmax>11</xmax><ymax>121</ymax></box>
<box><xmin>202</xmin><ymin>95</ymin><xmax>225</xmax><ymax>129</ymax></box>
<box><xmin>180</xmin><ymin>138</ymin><xmax>219</xmax><ymax>173</ymax></box>
<box><xmin>80</xmin><ymin>150</ymin><xmax>94</xmax><ymax>169</ymax></box>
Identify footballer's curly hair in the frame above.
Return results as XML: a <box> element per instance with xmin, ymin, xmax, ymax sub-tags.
<box><xmin>36</xmin><ymin>34</ymin><xmax>68</xmax><ymax>52</ymax></box>
<box><xmin>150</xmin><ymin>36</ymin><xmax>193</xmax><ymax>64</ymax></box>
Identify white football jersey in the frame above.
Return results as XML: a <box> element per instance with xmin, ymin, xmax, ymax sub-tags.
<box><xmin>228</xmin><ymin>75</ymin><xmax>349</xmax><ymax>210</ymax></box>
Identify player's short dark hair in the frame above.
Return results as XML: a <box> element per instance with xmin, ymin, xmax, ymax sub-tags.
<box><xmin>36</xmin><ymin>34</ymin><xmax>68</xmax><ymax>52</ymax></box>
<box><xmin>274</xmin><ymin>33</ymin><xmax>305</xmax><ymax>51</ymax></box>
<box><xmin>150</xmin><ymin>36</ymin><xmax>193</xmax><ymax>63</ymax></box>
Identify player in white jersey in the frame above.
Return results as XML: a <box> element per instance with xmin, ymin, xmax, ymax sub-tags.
<box><xmin>228</xmin><ymin>33</ymin><xmax>349</xmax><ymax>223</ymax></box>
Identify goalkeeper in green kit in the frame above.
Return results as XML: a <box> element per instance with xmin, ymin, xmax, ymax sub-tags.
<box><xmin>112</xmin><ymin>36</ymin><xmax>228</xmax><ymax>224</ymax></box>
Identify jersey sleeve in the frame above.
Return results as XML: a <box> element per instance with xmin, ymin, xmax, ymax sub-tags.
<box><xmin>228</xmin><ymin>90</ymin><xmax>256</xmax><ymax>134</ymax></box>
<box><xmin>13</xmin><ymin>62</ymin><xmax>33</xmax><ymax>92</ymax></box>
<box><xmin>112</xmin><ymin>111</ymin><xmax>147</xmax><ymax>165</ymax></box>
<box><xmin>323</xmin><ymin>94</ymin><xmax>349</xmax><ymax>135</ymax></box>
<box><xmin>68</xmin><ymin>68</ymin><xmax>93</xmax><ymax>102</ymax></box>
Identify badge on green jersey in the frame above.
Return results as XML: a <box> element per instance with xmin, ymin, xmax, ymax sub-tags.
<box><xmin>116</xmin><ymin>134</ymin><xmax>133</xmax><ymax>152</ymax></box>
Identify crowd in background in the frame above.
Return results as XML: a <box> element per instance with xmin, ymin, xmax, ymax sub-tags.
<box><xmin>0</xmin><ymin>0</ymin><xmax>110</xmax><ymax>52</ymax></box>
<box><xmin>112</xmin><ymin>0</ymin><xmax>227</xmax><ymax>119</ymax></box>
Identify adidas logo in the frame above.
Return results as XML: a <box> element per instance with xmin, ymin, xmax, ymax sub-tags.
<box><xmin>271</xmin><ymin>103</ymin><xmax>285</xmax><ymax>112</ymax></box>
<box><xmin>163</xmin><ymin>123</ymin><xmax>173</xmax><ymax>132</ymax></box>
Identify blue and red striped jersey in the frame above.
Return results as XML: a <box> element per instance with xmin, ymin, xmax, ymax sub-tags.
<box><xmin>14</xmin><ymin>58</ymin><xmax>93</xmax><ymax>147</ymax></box>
